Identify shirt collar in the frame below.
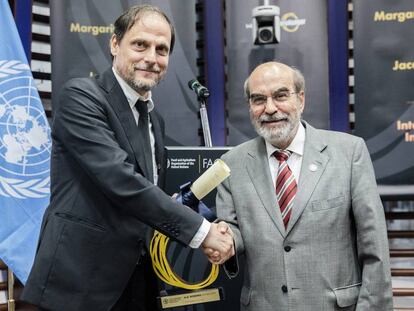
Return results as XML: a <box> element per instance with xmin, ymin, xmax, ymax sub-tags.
<box><xmin>112</xmin><ymin>67</ymin><xmax>155</xmax><ymax>113</ymax></box>
<box><xmin>265</xmin><ymin>121</ymin><xmax>306</xmax><ymax>159</ymax></box>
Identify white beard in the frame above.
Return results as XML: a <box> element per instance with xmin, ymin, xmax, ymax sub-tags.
<box><xmin>250</xmin><ymin>109</ymin><xmax>301</xmax><ymax>148</ymax></box>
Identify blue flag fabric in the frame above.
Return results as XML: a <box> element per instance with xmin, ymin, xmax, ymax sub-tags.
<box><xmin>0</xmin><ymin>0</ymin><xmax>51</xmax><ymax>284</ymax></box>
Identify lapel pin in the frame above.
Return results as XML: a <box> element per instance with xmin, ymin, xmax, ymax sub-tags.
<box><xmin>309</xmin><ymin>164</ymin><xmax>318</xmax><ymax>172</ymax></box>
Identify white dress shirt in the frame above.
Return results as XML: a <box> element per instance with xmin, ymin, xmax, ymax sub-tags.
<box><xmin>266</xmin><ymin>122</ymin><xmax>306</xmax><ymax>217</ymax></box>
<box><xmin>112</xmin><ymin>68</ymin><xmax>210</xmax><ymax>248</ymax></box>
<box><xmin>112</xmin><ymin>68</ymin><xmax>158</xmax><ymax>185</ymax></box>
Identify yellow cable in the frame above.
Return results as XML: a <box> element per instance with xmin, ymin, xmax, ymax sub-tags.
<box><xmin>150</xmin><ymin>230</ymin><xmax>219</xmax><ymax>290</ymax></box>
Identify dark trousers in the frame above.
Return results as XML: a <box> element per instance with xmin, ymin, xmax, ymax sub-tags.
<box><xmin>111</xmin><ymin>255</ymin><xmax>159</xmax><ymax>311</ymax></box>
<box><xmin>38</xmin><ymin>256</ymin><xmax>159</xmax><ymax>311</ymax></box>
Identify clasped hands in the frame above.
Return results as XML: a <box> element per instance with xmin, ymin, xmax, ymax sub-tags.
<box><xmin>202</xmin><ymin>221</ymin><xmax>235</xmax><ymax>265</ymax></box>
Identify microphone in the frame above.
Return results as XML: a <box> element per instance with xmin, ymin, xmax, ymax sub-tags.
<box><xmin>188</xmin><ymin>79</ymin><xmax>210</xmax><ymax>99</ymax></box>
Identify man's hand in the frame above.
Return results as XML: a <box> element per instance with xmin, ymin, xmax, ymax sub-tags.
<box><xmin>202</xmin><ymin>221</ymin><xmax>234</xmax><ymax>264</ymax></box>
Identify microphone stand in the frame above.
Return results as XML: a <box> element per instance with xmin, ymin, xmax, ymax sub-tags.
<box><xmin>198</xmin><ymin>96</ymin><xmax>212</xmax><ymax>147</ymax></box>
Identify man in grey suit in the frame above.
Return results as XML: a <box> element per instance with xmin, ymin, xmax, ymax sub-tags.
<box><xmin>22</xmin><ymin>5</ymin><xmax>233</xmax><ymax>311</ymax></box>
<box><xmin>214</xmin><ymin>62</ymin><xmax>393</xmax><ymax>310</ymax></box>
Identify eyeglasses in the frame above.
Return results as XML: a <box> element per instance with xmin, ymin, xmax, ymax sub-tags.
<box><xmin>249</xmin><ymin>91</ymin><xmax>298</xmax><ymax>107</ymax></box>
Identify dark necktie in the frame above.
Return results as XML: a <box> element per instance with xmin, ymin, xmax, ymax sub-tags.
<box><xmin>135</xmin><ymin>100</ymin><xmax>154</xmax><ymax>183</ymax></box>
<box><xmin>274</xmin><ymin>150</ymin><xmax>297</xmax><ymax>229</ymax></box>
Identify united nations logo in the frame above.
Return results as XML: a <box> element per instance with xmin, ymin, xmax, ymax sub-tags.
<box><xmin>0</xmin><ymin>60</ymin><xmax>51</xmax><ymax>199</ymax></box>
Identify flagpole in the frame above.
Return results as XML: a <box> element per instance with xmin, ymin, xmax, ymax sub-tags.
<box><xmin>7</xmin><ymin>268</ymin><xmax>15</xmax><ymax>311</ymax></box>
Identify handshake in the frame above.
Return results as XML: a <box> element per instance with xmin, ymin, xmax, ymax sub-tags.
<box><xmin>175</xmin><ymin>159</ymin><xmax>234</xmax><ymax>265</ymax></box>
<box><xmin>201</xmin><ymin>221</ymin><xmax>235</xmax><ymax>265</ymax></box>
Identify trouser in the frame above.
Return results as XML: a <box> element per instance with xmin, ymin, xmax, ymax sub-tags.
<box><xmin>111</xmin><ymin>255</ymin><xmax>159</xmax><ymax>311</ymax></box>
<box><xmin>38</xmin><ymin>255</ymin><xmax>159</xmax><ymax>311</ymax></box>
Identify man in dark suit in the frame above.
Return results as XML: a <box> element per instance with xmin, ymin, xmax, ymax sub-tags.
<box><xmin>22</xmin><ymin>5</ymin><xmax>233</xmax><ymax>311</ymax></box>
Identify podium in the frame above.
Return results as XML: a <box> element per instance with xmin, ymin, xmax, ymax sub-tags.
<box><xmin>154</xmin><ymin>146</ymin><xmax>243</xmax><ymax>311</ymax></box>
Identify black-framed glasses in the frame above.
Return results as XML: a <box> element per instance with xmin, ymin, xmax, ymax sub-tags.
<box><xmin>249</xmin><ymin>90</ymin><xmax>298</xmax><ymax>107</ymax></box>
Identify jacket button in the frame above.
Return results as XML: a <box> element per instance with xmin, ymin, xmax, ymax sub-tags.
<box><xmin>281</xmin><ymin>285</ymin><xmax>288</xmax><ymax>293</ymax></box>
<box><xmin>284</xmin><ymin>246</ymin><xmax>291</xmax><ymax>252</ymax></box>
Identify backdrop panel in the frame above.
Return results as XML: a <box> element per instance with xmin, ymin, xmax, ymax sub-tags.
<box><xmin>225</xmin><ymin>0</ymin><xmax>330</xmax><ymax>145</ymax></box>
<box><xmin>50</xmin><ymin>3</ymin><xmax>243</xmax><ymax>310</ymax></box>
<box><xmin>50</xmin><ymin>0</ymin><xmax>201</xmax><ymax>146</ymax></box>
<box><xmin>353</xmin><ymin>1</ymin><xmax>414</xmax><ymax>187</ymax></box>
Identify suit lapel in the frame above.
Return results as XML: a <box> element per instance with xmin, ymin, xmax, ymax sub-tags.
<box><xmin>150</xmin><ymin>111</ymin><xmax>165</xmax><ymax>186</ymax></box>
<box><xmin>286</xmin><ymin>122</ymin><xmax>329</xmax><ymax>235</ymax></box>
<box><xmin>98</xmin><ymin>69</ymin><xmax>150</xmax><ymax>179</ymax></box>
<box><xmin>246</xmin><ymin>138</ymin><xmax>286</xmax><ymax>238</ymax></box>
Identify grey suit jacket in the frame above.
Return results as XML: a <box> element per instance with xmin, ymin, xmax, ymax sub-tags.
<box><xmin>217</xmin><ymin>121</ymin><xmax>393</xmax><ymax>311</ymax></box>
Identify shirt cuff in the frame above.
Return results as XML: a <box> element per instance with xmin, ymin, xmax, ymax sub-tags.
<box><xmin>188</xmin><ymin>219</ymin><xmax>211</xmax><ymax>249</ymax></box>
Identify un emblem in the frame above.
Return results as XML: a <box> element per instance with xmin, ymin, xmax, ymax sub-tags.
<box><xmin>0</xmin><ymin>60</ymin><xmax>51</xmax><ymax>199</ymax></box>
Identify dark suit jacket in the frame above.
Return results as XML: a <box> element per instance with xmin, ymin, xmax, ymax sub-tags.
<box><xmin>22</xmin><ymin>68</ymin><xmax>204</xmax><ymax>311</ymax></box>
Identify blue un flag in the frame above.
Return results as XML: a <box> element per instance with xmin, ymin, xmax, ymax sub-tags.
<box><xmin>0</xmin><ymin>0</ymin><xmax>51</xmax><ymax>284</ymax></box>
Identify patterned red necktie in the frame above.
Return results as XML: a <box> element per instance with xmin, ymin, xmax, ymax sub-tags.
<box><xmin>274</xmin><ymin>150</ymin><xmax>297</xmax><ymax>228</ymax></box>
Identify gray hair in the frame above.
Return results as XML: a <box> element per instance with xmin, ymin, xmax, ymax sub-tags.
<box><xmin>244</xmin><ymin>65</ymin><xmax>306</xmax><ymax>100</ymax></box>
